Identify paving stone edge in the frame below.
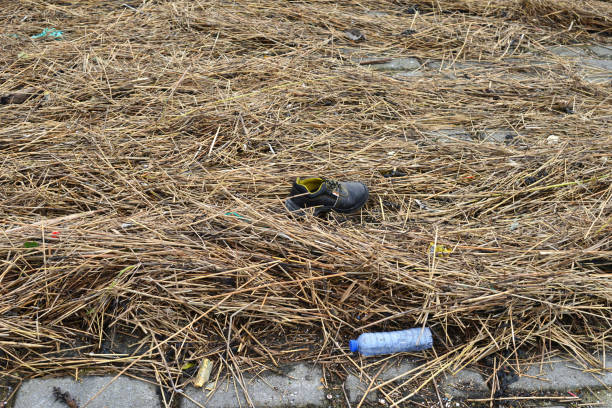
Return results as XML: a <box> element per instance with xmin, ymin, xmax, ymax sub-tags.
<box><xmin>8</xmin><ymin>355</ymin><xmax>612</xmax><ymax>408</ymax></box>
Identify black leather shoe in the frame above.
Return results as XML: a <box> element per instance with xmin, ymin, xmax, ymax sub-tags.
<box><xmin>285</xmin><ymin>177</ymin><xmax>369</xmax><ymax>216</ymax></box>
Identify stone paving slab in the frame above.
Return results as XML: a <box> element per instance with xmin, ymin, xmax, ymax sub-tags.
<box><xmin>393</xmin><ymin>70</ymin><xmax>425</xmax><ymax>80</ymax></box>
<box><xmin>509</xmin><ymin>356</ymin><xmax>612</xmax><ymax>392</ymax></box>
<box><xmin>344</xmin><ymin>373</ymin><xmax>378</xmax><ymax>404</ymax></box>
<box><xmin>13</xmin><ymin>376</ymin><xmax>161</xmax><ymax>408</ymax></box>
<box><xmin>378</xmin><ymin>360</ymin><xmax>417</xmax><ymax>381</ymax></box>
<box><xmin>341</xmin><ymin>43</ymin><xmax>612</xmax><ymax>86</ymax></box>
<box><xmin>369</xmin><ymin>57</ymin><xmax>422</xmax><ymax>71</ymax></box>
<box><xmin>588</xmin><ymin>45</ymin><xmax>612</xmax><ymax>58</ymax></box>
<box><xmin>12</xmin><ymin>356</ymin><xmax>612</xmax><ymax>407</ymax></box>
<box><xmin>344</xmin><ymin>360</ymin><xmax>491</xmax><ymax>404</ymax></box>
<box><xmin>440</xmin><ymin>369</ymin><xmax>489</xmax><ymax>398</ymax></box>
<box><xmin>582</xmin><ymin>74</ymin><xmax>612</xmax><ymax>84</ymax></box>
<box><xmin>547</xmin><ymin>46</ymin><xmax>588</xmax><ymax>57</ymax></box>
<box><xmin>581</xmin><ymin>58</ymin><xmax>612</xmax><ymax>71</ymax></box>
<box><xmin>344</xmin><ymin>360</ymin><xmax>417</xmax><ymax>404</ymax></box>
<box><xmin>181</xmin><ymin>363</ymin><xmax>324</xmax><ymax>408</ymax></box>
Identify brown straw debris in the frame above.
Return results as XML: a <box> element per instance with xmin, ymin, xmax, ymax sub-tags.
<box><xmin>1</xmin><ymin>0</ymin><xmax>610</xmax><ymax>406</ymax></box>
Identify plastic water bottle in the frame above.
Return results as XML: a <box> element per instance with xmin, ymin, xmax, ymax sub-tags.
<box><xmin>349</xmin><ymin>327</ymin><xmax>433</xmax><ymax>356</ymax></box>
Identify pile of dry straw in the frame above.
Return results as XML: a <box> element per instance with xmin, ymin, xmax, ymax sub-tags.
<box><xmin>1</xmin><ymin>0</ymin><xmax>610</xmax><ymax>405</ymax></box>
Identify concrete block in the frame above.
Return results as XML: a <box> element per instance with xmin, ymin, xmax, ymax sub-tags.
<box><xmin>441</xmin><ymin>369</ymin><xmax>489</xmax><ymax>398</ymax></box>
<box><xmin>509</xmin><ymin>357</ymin><xmax>612</xmax><ymax>392</ymax></box>
<box><xmin>480</xmin><ymin>129</ymin><xmax>517</xmax><ymax>143</ymax></box>
<box><xmin>182</xmin><ymin>363</ymin><xmax>324</xmax><ymax>408</ymax></box>
<box><xmin>393</xmin><ymin>71</ymin><xmax>425</xmax><ymax>80</ymax></box>
<box><xmin>14</xmin><ymin>376</ymin><xmax>161</xmax><ymax>408</ymax></box>
<box><xmin>370</xmin><ymin>58</ymin><xmax>421</xmax><ymax>71</ymax></box>
<box><xmin>588</xmin><ymin>45</ymin><xmax>612</xmax><ymax>58</ymax></box>
<box><xmin>582</xmin><ymin>74</ymin><xmax>612</xmax><ymax>84</ymax></box>
<box><xmin>581</xmin><ymin>58</ymin><xmax>612</xmax><ymax>71</ymax></box>
<box><xmin>344</xmin><ymin>360</ymin><xmax>416</xmax><ymax>404</ymax></box>
<box><xmin>547</xmin><ymin>46</ymin><xmax>587</xmax><ymax>57</ymax></box>
<box><xmin>426</xmin><ymin>60</ymin><xmax>489</xmax><ymax>71</ymax></box>
<box><xmin>344</xmin><ymin>374</ymin><xmax>377</xmax><ymax>404</ymax></box>
<box><xmin>379</xmin><ymin>360</ymin><xmax>417</xmax><ymax>381</ymax></box>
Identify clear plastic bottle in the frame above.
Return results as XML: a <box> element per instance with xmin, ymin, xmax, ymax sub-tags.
<box><xmin>349</xmin><ymin>327</ymin><xmax>432</xmax><ymax>356</ymax></box>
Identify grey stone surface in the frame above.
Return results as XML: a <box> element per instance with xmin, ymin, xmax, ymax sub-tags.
<box><xmin>393</xmin><ymin>71</ymin><xmax>425</xmax><ymax>80</ymax></box>
<box><xmin>182</xmin><ymin>363</ymin><xmax>324</xmax><ymax>408</ymax></box>
<box><xmin>14</xmin><ymin>376</ymin><xmax>161</xmax><ymax>408</ymax></box>
<box><xmin>369</xmin><ymin>57</ymin><xmax>421</xmax><ymax>71</ymax></box>
<box><xmin>509</xmin><ymin>357</ymin><xmax>612</xmax><ymax>392</ymax></box>
<box><xmin>479</xmin><ymin>129</ymin><xmax>516</xmax><ymax>143</ymax></box>
<box><xmin>344</xmin><ymin>360</ymin><xmax>415</xmax><ymax>404</ymax></box>
<box><xmin>379</xmin><ymin>360</ymin><xmax>416</xmax><ymax>381</ymax></box>
<box><xmin>505</xmin><ymin>57</ymin><xmax>553</xmax><ymax>67</ymax></box>
<box><xmin>344</xmin><ymin>374</ymin><xmax>377</xmax><ymax>404</ymax></box>
<box><xmin>14</xmin><ymin>357</ymin><xmax>612</xmax><ymax>408</ymax></box>
<box><xmin>547</xmin><ymin>46</ymin><xmax>587</xmax><ymax>57</ymax></box>
<box><xmin>581</xmin><ymin>58</ymin><xmax>612</xmax><ymax>71</ymax></box>
<box><xmin>338</xmin><ymin>47</ymin><xmax>356</xmax><ymax>56</ymax></box>
<box><xmin>583</xmin><ymin>74</ymin><xmax>612</xmax><ymax>84</ymax></box>
<box><xmin>588</xmin><ymin>45</ymin><xmax>612</xmax><ymax>58</ymax></box>
<box><xmin>425</xmin><ymin>60</ymin><xmax>445</xmax><ymax>71</ymax></box>
<box><xmin>440</xmin><ymin>369</ymin><xmax>489</xmax><ymax>398</ymax></box>
<box><xmin>423</xmin><ymin>128</ymin><xmax>515</xmax><ymax>144</ymax></box>
<box><xmin>426</xmin><ymin>60</ymin><xmax>490</xmax><ymax>71</ymax></box>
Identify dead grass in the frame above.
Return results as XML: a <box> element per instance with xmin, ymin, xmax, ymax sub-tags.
<box><xmin>0</xmin><ymin>0</ymin><xmax>610</xmax><ymax>406</ymax></box>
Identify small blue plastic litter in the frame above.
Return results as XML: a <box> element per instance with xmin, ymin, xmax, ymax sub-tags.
<box><xmin>31</xmin><ymin>28</ymin><xmax>63</xmax><ymax>39</ymax></box>
<box><xmin>349</xmin><ymin>327</ymin><xmax>433</xmax><ymax>356</ymax></box>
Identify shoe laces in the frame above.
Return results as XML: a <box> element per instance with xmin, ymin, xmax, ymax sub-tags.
<box><xmin>323</xmin><ymin>179</ymin><xmax>341</xmax><ymax>192</ymax></box>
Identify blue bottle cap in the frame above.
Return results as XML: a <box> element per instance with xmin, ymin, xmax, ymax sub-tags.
<box><xmin>349</xmin><ymin>339</ymin><xmax>358</xmax><ymax>352</ymax></box>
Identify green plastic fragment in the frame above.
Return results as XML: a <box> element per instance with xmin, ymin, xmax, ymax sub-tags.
<box><xmin>24</xmin><ymin>241</ymin><xmax>39</xmax><ymax>248</ymax></box>
<box><xmin>225</xmin><ymin>211</ymin><xmax>247</xmax><ymax>220</ymax></box>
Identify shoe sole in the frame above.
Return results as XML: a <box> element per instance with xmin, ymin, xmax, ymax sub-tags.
<box><xmin>285</xmin><ymin>184</ymin><xmax>369</xmax><ymax>216</ymax></box>
<box><xmin>285</xmin><ymin>198</ymin><xmax>330</xmax><ymax>216</ymax></box>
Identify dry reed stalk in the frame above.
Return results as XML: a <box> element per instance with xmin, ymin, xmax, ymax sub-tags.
<box><xmin>1</xmin><ymin>0</ymin><xmax>610</xmax><ymax>406</ymax></box>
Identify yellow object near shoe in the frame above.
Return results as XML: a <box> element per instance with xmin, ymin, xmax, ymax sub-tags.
<box><xmin>295</xmin><ymin>177</ymin><xmax>325</xmax><ymax>193</ymax></box>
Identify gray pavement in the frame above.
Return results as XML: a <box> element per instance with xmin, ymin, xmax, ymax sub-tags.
<box><xmin>440</xmin><ymin>368</ymin><xmax>489</xmax><ymax>398</ymax></box>
<box><xmin>11</xmin><ymin>356</ymin><xmax>612</xmax><ymax>408</ymax></box>
<box><xmin>182</xmin><ymin>363</ymin><xmax>324</xmax><ymax>408</ymax></box>
<box><xmin>355</xmin><ymin>43</ymin><xmax>612</xmax><ymax>85</ymax></box>
<box><xmin>13</xmin><ymin>376</ymin><xmax>161</xmax><ymax>408</ymax></box>
<box><xmin>509</xmin><ymin>356</ymin><xmax>612</xmax><ymax>392</ymax></box>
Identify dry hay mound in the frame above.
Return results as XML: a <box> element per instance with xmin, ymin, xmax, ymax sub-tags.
<box><xmin>1</xmin><ymin>0</ymin><xmax>610</xmax><ymax>403</ymax></box>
